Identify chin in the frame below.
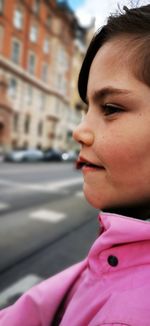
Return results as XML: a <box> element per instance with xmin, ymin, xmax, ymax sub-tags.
<box><xmin>83</xmin><ymin>186</ymin><xmax>129</xmax><ymax>212</ymax></box>
<box><xmin>85</xmin><ymin>197</ymin><xmax>101</xmax><ymax>209</ymax></box>
<box><xmin>83</xmin><ymin>182</ymin><xmax>119</xmax><ymax>210</ymax></box>
<box><xmin>83</xmin><ymin>184</ymin><xmax>150</xmax><ymax>219</ymax></box>
<box><xmin>83</xmin><ymin>187</ymin><xmax>106</xmax><ymax>209</ymax></box>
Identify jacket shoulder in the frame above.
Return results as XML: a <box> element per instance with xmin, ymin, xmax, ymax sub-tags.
<box><xmin>0</xmin><ymin>260</ymin><xmax>87</xmax><ymax>326</ymax></box>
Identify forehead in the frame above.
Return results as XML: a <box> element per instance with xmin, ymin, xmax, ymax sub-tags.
<box><xmin>87</xmin><ymin>38</ymin><xmax>137</xmax><ymax>96</ymax></box>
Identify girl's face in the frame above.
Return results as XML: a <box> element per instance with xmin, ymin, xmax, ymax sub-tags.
<box><xmin>73</xmin><ymin>39</ymin><xmax>150</xmax><ymax>213</ymax></box>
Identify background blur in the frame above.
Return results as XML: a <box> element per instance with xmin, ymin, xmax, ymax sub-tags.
<box><xmin>0</xmin><ymin>0</ymin><xmax>95</xmax><ymax>154</ymax></box>
<box><xmin>0</xmin><ymin>0</ymin><xmax>148</xmax><ymax>310</ymax></box>
<box><xmin>0</xmin><ymin>0</ymin><xmax>97</xmax><ymax>309</ymax></box>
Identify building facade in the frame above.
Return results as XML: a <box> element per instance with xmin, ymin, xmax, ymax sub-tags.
<box><xmin>0</xmin><ymin>0</ymin><xmax>93</xmax><ymax>152</ymax></box>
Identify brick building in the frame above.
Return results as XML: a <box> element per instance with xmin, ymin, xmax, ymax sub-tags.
<box><xmin>0</xmin><ymin>0</ymin><xmax>93</xmax><ymax>152</ymax></box>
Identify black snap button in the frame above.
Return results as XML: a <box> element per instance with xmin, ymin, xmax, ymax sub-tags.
<box><xmin>107</xmin><ymin>255</ymin><xmax>118</xmax><ymax>267</ymax></box>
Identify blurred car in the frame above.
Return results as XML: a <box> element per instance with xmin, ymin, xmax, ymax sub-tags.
<box><xmin>4</xmin><ymin>149</ymin><xmax>44</xmax><ymax>162</ymax></box>
<box><xmin>61</xmin><ymin>150</ymin><xmax>78</xmax><ymax>162</ymax></box>
<box><xmin>0</xmin><ymin>150</ymin><xmax>4</xmax><ymax>162</ymax></box>
<box><xmin>42</xmin><ymin>149</ymin><xmax>62</xmax><ymax>162</ymax></box>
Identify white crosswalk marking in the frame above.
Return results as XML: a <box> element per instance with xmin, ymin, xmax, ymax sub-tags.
<box><xmin>0</xmin><ymin>176</ymin><xmax>83</xmax><ymax>193</ymax></box>
<box><xmin>0</xmin><ymin>202</ymin><xmax>10</xmax><ymax>210</ymax></box>
<box><xmin>25</xmin><ymin>177</ymin><xmax>82</xmax><ymax>191</ymax></box>
<box><xmin>75</xmin><ymin>191</ymin><xmax>84</xmax><ymax>197</ymax></box>
<box><xmin>30</xmin><ymin>209</ymin><xmax>66</xmax><ymax>222</ymax></box>
<box><xmin>0</xmin><ymin>274</ymin><xmax>42</xmax><ymax>306</ymax></box>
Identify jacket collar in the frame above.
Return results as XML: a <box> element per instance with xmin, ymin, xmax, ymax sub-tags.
<box><xmin>88</xmin><ymin>212</ymin><xmax>150</xmax><ymax>275</ymax></box>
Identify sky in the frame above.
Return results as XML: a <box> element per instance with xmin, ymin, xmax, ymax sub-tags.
<box><xmin>68</xmin><ymin>0</ymin><xmax>86</xmax><ymax>10</ymax></box>
<box><xmin>68</xmin><ymin>0</ymin><xmax>150</xmax><ymax>29</ymax></box>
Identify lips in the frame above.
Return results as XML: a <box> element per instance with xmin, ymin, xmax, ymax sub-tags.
<box><xmin>76</xmin><ymin>156</ymin><xmax>104</xmax><ymax>170</ymax></box>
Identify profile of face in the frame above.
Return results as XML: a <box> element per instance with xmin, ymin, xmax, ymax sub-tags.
<box><xmin>73</xmin><ymin>37</ymin><xmax>150</xmax><ymax>214</ymax></box>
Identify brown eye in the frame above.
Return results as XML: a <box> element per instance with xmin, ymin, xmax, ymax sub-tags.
<box><xmin>102</xmin><ymin>104</ymin><xmax>123</xmax><ymax>116</ymax></box>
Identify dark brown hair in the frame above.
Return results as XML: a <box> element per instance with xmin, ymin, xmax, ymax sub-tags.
<box><xmin>78</xmin><ymin>5</ymin><xmax>150</xmax><ymax>103</ymax></box>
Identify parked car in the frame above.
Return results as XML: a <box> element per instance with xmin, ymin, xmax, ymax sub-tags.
<box><xmin>4</xmin><ymin>149</ymin><xmax>44</xmax><ymax>162</ymax></box>
<box><xmin>61</xmin><ymin>150</ymin><xmax>78</xmax><ymax>162</ymax></box>
<box><xmin>42</xmin><ymin>149</ymin><xmax>62</xmax><ymax>162</ymax></box>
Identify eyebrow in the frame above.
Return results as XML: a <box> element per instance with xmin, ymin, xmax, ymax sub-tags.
<box><xmin>86</xmin><ymin>87</ymin><xmax>132</xmax><ymax>104</ymax></box>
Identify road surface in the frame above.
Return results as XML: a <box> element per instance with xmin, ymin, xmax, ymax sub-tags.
<box><xmin>0</xmin><ymin>162</ymin><xmax>99</xmax><ymax>308</ymax></box>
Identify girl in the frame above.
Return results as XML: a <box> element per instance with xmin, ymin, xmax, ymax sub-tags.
<box><xmin>0</xmin><ymin>4</ymin><xmax>150</xmax><ymax>325</ymax></box>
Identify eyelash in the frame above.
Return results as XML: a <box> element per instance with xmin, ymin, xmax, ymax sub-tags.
<box><xmin>101</xmin><ymin>104</ymin><xmax>123</xmax><ymax>116</ymax></box>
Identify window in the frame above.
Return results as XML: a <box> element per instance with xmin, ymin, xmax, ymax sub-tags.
<box><xmin>24</xmin><ymin>115</ymin><xmax>30</xmax><ymax>134</ymax></box>
<box><xmin>41</xmin><ymin>63</ymin><xmax>48</xmax><ymax>82</ymax></box>
<box><xmin>55</xmin><ymin>98</ymin><xmax>60</xmax><ymax>115</ymax></box>
<box><xmin>46</xmin><ymin>15</ymin><xmax>51</xmax><ymax>29</ymax></box>
<box><xmin>0</xmin><ymin>25</ymin><xmax>4</xmax><ymax>52</ymax></box>
<box><xmin>54</xmin><ymin>18</ymin><xmax>61</xmax><ymax>35</ymax></box>
<box><xmin>43</xmin><ymin>37</ymin><xmax>49</xmax><ymax>54</ymax></box>
<box><xmin>0</xmin><ymin>0</ymin><xmax>4</xmax><ymax>14</ymax></box>
<box><xmin>38</xmin><ymin>92</ymin><xmax>45</xmax><ymax>111</ymax></box>
<box><xmin>62</xmin><ymin>78</ymin><xmax>67</xmax><ymax>95</ymax></box>
<box><xmin>22</xmin><ymin>141</ymin><xmax>28</xmax><ymax>149</ymax></box>
<box><xmin>8</xmin><ymin>78</ymin><xmax>17</xmax><ymax>98</ymax></box>
<box><xmin>29</xmin><ymin>25</ymin><xmax>38</xmax><ymax>43</ymax></box>
<box><xmin>56</xmin><ymin>73</ymin><xmax>66</xmax><ymax>94</ymax></box>
<box><xmin>26</xmin><ymin>85</ymin><xmax>33</xmax><ymax>104</ymax></box>
<box><xmin>13</xmin><ymin>112</ymin><xmax>19</xmax><ymax>132</ymax></box>
<box><xmin>13</xmin><ymin>8</ymin><xmax>23</xmax><ymax>29</ymax></box>
<box><xmin>0</xmin><ymin>121</ymin><xmax>4</xmax><ymax>138</ymax></box>
<box><xmin>28</xmin><ymin>52</ymin><xmax>36</xmax><ymax>74</ymax></box>
<box><xmin>33</xmin><ymin>0</ymin><xmax>40</xmax><ymax>14</ymax></box>
<box><xmin>76</xmin><ymin>28</ymin><xmax>84</xmax><ymax>42</ymax></box>
<box><xmin>11</xmin><ymin>40</ymin><xmax>21</xmax><ymax>64</ymax></box>
<box><xmin>57</xmin><ymin>47</ymin><xmax>68</xmax><ymax>70</ymax></box>
<box><xmin>11</xmin><ymin>139</ymin><xmax>18</xmax><ymax>149</ymax></box>
<box><xmin>37</xmin><ymin>121</ymin><xmax>43</xmax><ymax>136</ymax></box>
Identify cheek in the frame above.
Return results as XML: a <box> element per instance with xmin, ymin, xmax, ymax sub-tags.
<box><xmin>96</xmin><ymin>132</ymin><xmax>150</xmax><ymax>181</ymax></box>
<box><xmin>96</xmin><ymin>134</ymin><xmax>132</xmax><ymax>167</ymax></box>
<box><xmin>107</xmin><ymin>143</ymin><xmax>135</xmax><ymax>167</ymax></box>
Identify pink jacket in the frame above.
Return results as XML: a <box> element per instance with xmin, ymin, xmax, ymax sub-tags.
<box><xmin>1</xmin><ymin>212</ymin><xmax>150</xmax><ymax>326</ymax></box>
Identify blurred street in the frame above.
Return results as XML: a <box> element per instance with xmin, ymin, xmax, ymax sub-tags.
<box><xmin>0</xmin><ymin>162</ymin><xmax>98</xmax><ymax>308</ymax></box>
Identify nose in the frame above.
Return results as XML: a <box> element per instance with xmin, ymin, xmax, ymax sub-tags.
<box><xmin>73</xmin><ymin>119</ymin><xmax>94</xmax><ymax>146</ymax></box>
